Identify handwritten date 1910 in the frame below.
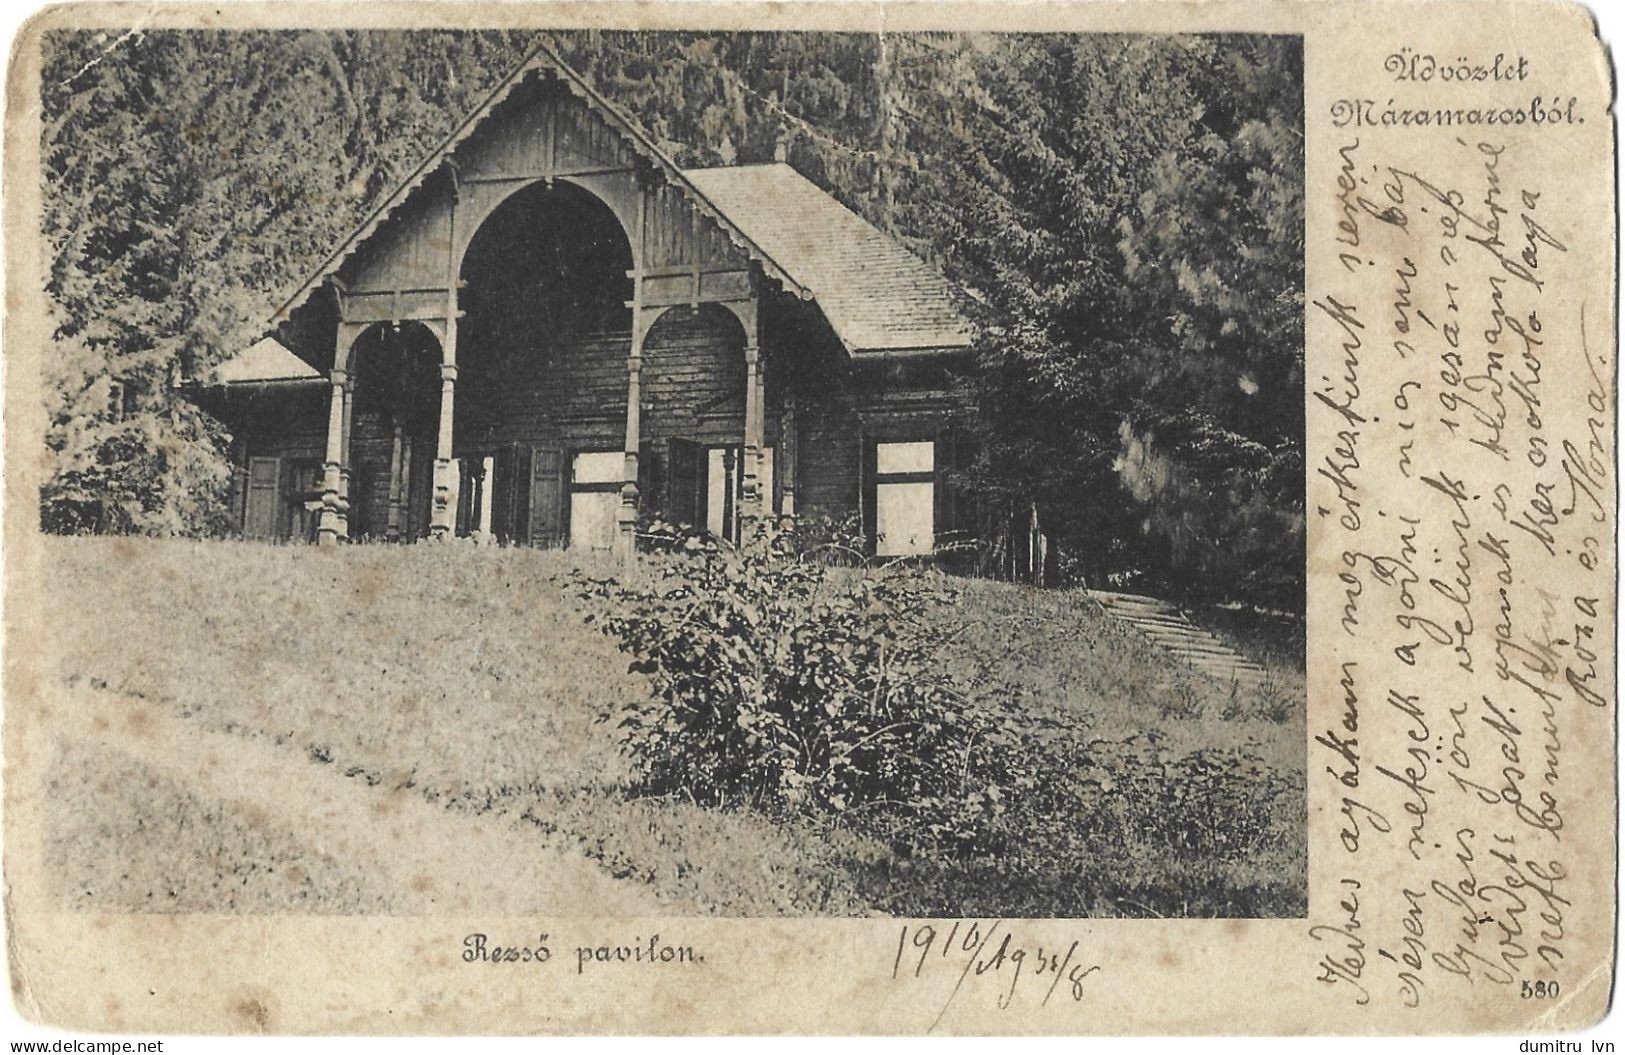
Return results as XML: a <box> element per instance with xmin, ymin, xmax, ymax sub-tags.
<box><xmin>893</xmin><ymin>920</ymin><xmax>1101</xmax><ymax>1014</ymax></box>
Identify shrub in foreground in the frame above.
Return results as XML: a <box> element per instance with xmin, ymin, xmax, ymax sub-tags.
<box><xmin>572</xmin><ymin>526</ymin><xmax>1014</xmax><ymax>847</ymax></box>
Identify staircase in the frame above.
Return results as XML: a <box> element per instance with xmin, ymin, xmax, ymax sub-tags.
<box><xmin>1089</xmin><ymin>590</ymin><xmax>1269</xmax><ymax>694</ymax></box>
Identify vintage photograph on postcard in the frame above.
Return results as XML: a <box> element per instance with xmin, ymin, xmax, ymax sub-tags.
<box><xmin>2</xmin><ymin>0</ymin><xmax>1615</xmax><ymax>1036</ymax></box>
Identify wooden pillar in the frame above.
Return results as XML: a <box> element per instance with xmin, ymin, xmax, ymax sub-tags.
<box><xmin>432</xmin><ymin>171</ymin><xmax>462</xmax><ymax>540</ymax></box>
<box><xmin>616</xmin><ymin>185</ymin><xmax>649</xmax><ymax>567</ymax></box>
<box><xmin>386</xmin><ymin>422</ymin><xmax>404</xmax><ymax>540</ymax></box>
<box><xmin>399</xmin><ymin>437</ymin><xmax>415</xmax><ymax>538</ymax></box>
<box><xmin>720</xmin><ymin>448</ymin><xmax>738</xmax><ymax>541</ymax></box>
<box><xmin>431</xmin><ymin>359</ymin><xmax>458</xmax><ymax>538</ymax></box>
<box><xmin>779</xmin><ymin>395</ymin><xmax>797</xmax><ymax>523</ymax></box>
<box><xmin>476</xmin><ymin>455</ymin><xmax>496</xmax><ymax>542</ymax></box>
<box><xmin>741</xmin><ymin>338</ymin><xmax>765</xmax><ymax>540</ymax></box>
<box><xmin>338</xmin><ymin>377</ymin><xmax>355</xmax><ymax>539</ymax></box>
<box><xmin>617</xmin><ymin>322</ymin><xmax>645</xmax><ymax>566</ymax></box>
<box><xmin>317</xmin><ymin>368</ymin><xmax>348</xmax><ymax>546</ymax></box>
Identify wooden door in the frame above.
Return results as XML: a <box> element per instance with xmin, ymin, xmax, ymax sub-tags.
<box><xmin>494</xmin><ymin>443</ymin><xmax>530</xmax><ymax>543</ymax></box>
<box><xmin>527</xmin><ymin>444</ymin><xmax>565</xmax><ymax>547</ymax></box>
<box><xmin>666</xmin><ymin>437</ymin><xmax>703</xmax><ymax>531</ymax></box>
<box><xmin>244</xmin><ymin>457</ymin><xmax>281</xmax><ymax>540</ymax></box>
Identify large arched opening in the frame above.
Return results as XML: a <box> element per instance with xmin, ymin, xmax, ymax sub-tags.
<box><xmin>451</xmin><ymin>179</ymin><xmax>636</xmax><ymax>546</ymax></box>
<box><xmin>459</xmin><ymin>179</ymin><xmax>634</xmax><ymax>348</ymax></box>
<box><xmin>637</xmin><ymin>303</ymin><xmax>769</xmax><ymax>544</ymax></box>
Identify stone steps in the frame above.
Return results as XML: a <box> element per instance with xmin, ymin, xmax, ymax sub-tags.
<box><xmin>1090</xmin><ymin>590</ymin><xmax>1272</xmax><ymax>697</ymax></box>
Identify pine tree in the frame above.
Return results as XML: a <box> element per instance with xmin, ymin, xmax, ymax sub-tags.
<box><xmin>39</xmin><ymin>29</ymin><xmax>536</xmax><ymax>533</ymax></box>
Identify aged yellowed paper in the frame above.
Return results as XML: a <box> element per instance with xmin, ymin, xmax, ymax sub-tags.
<box><xmin>3</xmin><ymin>0</ymin><xmax>1615</xmax><ymax>1036</ymax></box>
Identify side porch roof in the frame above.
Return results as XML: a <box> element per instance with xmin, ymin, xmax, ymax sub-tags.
<box><xmin>208</xmin><ymin>336</ymin><xmax>324</xmax><ymax>386</ymax></box>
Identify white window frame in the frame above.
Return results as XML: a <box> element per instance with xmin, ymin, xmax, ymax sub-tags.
<box><xmin>568</xmin><ymin>450</ymin><xmax>625</xmax><ymax>551</ymax></box>
<box><xmin>873</xmin><ymin>439</ymin><xmax>936</xmax><ymax>558</ymax></box>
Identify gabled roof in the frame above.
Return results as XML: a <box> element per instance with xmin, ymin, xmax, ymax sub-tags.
<box><xmin>271</xmin><ymin>39</ymin><xmax>811</xmax><ymax>326</ymax></box>
<box><xmin>682</xmin><ymin>164</ymin><xmax>973</xmax><ymax>354</ymax></box>
<box><xmin>271</xmin><ymin>41</ymin><xmax>973</xmax><ymax>357</ymax></box>
<box><xmin>211</xmin><ymin>337</ymin><xmax>324</xmax><ymax>385</ymax></box>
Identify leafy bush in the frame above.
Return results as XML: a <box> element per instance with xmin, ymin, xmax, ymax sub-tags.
<box><xmin>572</xmin><ymin>527</ymin><xmax>1013</xmax><ymax>841</ymax></box>
<box><xmin>633</xmin><ymin>514</ymin><xmax>719</xmax><ymax>556</ymax></box>
<box><xmin>573</xmin><ymin>529</ymin><xmax>1305</xmax><ymax>916</ymax></box>
<box><xmin>1083</xmin><ymin>737</ymin><xmax>1298</xmax><ymax>863</ymax></box>
<box><xmin>846</xmin><ymin>728</ymin><xmax>1305</xmax><ymax>918</ymax></box>
<box><xmin>778</xmin><ymin>512</ymin><xmax>869</xmax><ymax>567</ymax></box>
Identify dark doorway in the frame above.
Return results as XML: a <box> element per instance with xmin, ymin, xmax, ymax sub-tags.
<box><xmin>455</xmin><ymin>180</ymin><xmax>635</xmax><ymax>546</ymax></box>
<box><xmin>349</xmin><ymin>323</ymin><xmax>441</xmax><ymax>540</ymax></box>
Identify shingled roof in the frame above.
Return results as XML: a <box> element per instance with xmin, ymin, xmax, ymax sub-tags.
<box><xmin>682</xmin><ymin>163</ymin><xmax>973</xmax><ymax>355</ymax></box>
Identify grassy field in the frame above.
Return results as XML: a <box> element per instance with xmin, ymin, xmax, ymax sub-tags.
<box><xmin>33</xmin><ymin>535</ymin><xmax>1304</xmax><ymax>917</ymax></box>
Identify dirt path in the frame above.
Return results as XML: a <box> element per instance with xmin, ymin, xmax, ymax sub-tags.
<box><xmin>42</xmin><ymin>680</ymin><xmax>676</xmax><ymax>916</ymax></box>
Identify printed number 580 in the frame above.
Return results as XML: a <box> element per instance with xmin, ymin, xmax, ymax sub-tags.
<box><xmin>1522</xmin><ymin>980</ymin><xmax>1561</xmax><ymax>999</ymax></box>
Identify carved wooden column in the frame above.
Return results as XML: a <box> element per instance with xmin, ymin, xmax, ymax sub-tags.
<box><xmin>386</xmin><ymin>423</ymin><xmax>404</xmax><ymax>540</ymax></box>
<box><xmin>431</xmin><ymin>171</ymin><xmax>462</xmax><ymax>540</ymax></box>
<box><xmin>741</xmin><ymin>335</ymin><xmax>765</xmax><ymax>540</ymax></box>
<box><xmin>317</xmin><ymin>367</ymin><xmax>348</xmax><ymax>546</ymax></box>
<box><xmin>617</xmin><ymin>344</ymin><xmax>643</xmax><ymax>565</ymax></box>
<box><xmin>339</xmin><ymin>375</ymin><xmax>356</xmax><ymax>539</ymax></box>
<box><xmin>616</xmin><ymin>183</ymin><xmax>650</xmax><ymax>567</ymax></box>
<box><xmin>431</xmin><ymin>359</ymin><xmax>458</xmax><ymax>538</ymax></box>
<box><xmin>779</xmin><ymin>395</ymin><xmax>797</xmax><ymax>524</ymax></box>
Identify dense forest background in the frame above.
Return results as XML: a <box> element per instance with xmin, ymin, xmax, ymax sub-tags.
<box><xmin>39</xmin><ymin>30</ymin><xmax>1304</xmax><ymax>608</ymax></box>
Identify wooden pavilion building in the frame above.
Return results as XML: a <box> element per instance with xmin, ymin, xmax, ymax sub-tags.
<box><xmin>202</xmin><ymin>43</ymin><xmax>977</xmax><ymax>561</ymax></box>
